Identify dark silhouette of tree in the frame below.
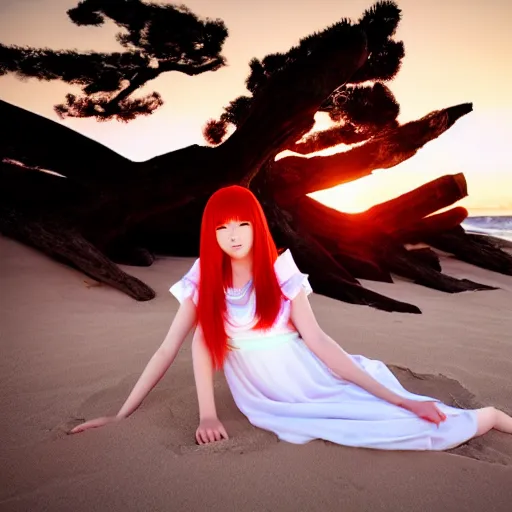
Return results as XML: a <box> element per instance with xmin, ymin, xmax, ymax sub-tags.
<box><xmin>204</xmin><ymin>1</ymin><xmax>403</xmax><ymax>150</ymax></box>
<box><xmin>2</xmin><ymin>1</ymin><xmax>511</xmax><ymax>313</ymax></box>
<box><xmin>0</xmin><ymin>0</ymin><xmax>228</xmax><ymax>121</ymax></box>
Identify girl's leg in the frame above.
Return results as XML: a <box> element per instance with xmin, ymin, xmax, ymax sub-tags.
<box><xmin>474</xmin><ymin>407</ymin><xmax>512</xmax><ymax>437</ymax></box>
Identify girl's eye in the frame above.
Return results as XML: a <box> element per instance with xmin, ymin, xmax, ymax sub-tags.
<box><xmin>240</xmin><ymin>222</ymin><xmax>250</xmax><ymax>226</ymax></box>
<box><xmin>216</xmin><ymin>226</ymin><xmax>227</xmax><ymax>231</ymax></box>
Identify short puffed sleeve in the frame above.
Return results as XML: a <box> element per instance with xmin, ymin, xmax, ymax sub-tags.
<box><xmin>274</xmin><ymin>249</ymin><xmax>313</xmax><ymax>300</ymax></box>
<box><xmin>169</xmin><ymin>258</ymin><xmax>200</xmax><ymax>305</ymax></box>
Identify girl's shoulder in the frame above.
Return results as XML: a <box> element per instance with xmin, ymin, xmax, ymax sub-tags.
<box><xmin>274</xmin><ymin>249</ymin><xmax>312</xmax><ymax>300</ymax></box>
<box><xmin>169</xmin><ymin>257</ymin><xmax>200</xmax><ymax>305</ymax></box>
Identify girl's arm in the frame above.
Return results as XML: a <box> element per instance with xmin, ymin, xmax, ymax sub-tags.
<box><xmin>70</xmin><ymin>298</ymin><xmax>197</xmax><ymax>433</ymax></box>
<box><xmin>191</xmin><ymin>327</ymin><xmax>228</xmax><ymax>444</ymax></box>
<box><xmin>290</xmin><ymin>290</ymin><xmax>446</xmax><ymax>425</ymax></box>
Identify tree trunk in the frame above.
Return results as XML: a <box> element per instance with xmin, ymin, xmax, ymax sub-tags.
<box><xmin>282</xmin><ymin>176</ymin><xmax>499</xmax><ymax>294</ymax></box>
<box><xmin>285</xmin><ymin>175</ymin><xmax>465</xmax><ymax>272</ymax></box>
<box><xmin>2</xmin><ymin>88</ymin><xmax>511</xmax><ymax>311</ymax></box>
<box><xmin>262</xmin><ymin>200</ymin><xmax>422</xmax><ymax>313</ymax></box>
<box><xmin>427</xmin><ymin>227</ymin><xmax>512</xmax><ymax>276</ymax></box>
<box><xmin>391</xmin><ymin>208</ymin><xmax>470</xmax><ymax>244</ymax></box>
<box><xmin>362</xmin><ymin>174</ymin><xmax>468</xmax><ymax>231</ymax></box>
<box><xmin>406</xmin><ymin>248</ymin><xmax>441</xmax><ymax>272</ymax></box>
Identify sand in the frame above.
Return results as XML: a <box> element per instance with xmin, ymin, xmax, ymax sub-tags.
<box><xmin>1</xmin><ymin>235</ymin><xmax>512</xmax><ymax>511</ymax></box>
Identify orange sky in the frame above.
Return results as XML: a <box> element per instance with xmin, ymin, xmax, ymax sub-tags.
<box><xmin>0</xmin><ymin>0</ymin><xmax>511</xmax><ymax>214</ymax></box>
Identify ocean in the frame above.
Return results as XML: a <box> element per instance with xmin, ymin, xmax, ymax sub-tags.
<box><xmin>462</xmin><ymin>216</ymin><xmax>512</xmax><ymax>243</ymax></box>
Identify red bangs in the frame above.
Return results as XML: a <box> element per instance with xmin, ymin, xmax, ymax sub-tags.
<box><xmin>197</xmin><ymin>185</ymin><xmax>284</xmax><ymax>369</ymax></box>
<box><xmin>204</xmin><ymin>186</ymin><xmax>261</xmax><ymax>228</ymax></box>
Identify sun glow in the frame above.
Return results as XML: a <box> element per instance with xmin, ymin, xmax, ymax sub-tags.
<box><xmin>309</xmin><ymin>181</ymin><xmax>371</xmax><ymax>213</ymax></box>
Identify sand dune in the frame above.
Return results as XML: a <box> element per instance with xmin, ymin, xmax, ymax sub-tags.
<box><xmin>1</xmin><ymin>236</ymin><xmax>511</xmax><ymax>511</ymax></box>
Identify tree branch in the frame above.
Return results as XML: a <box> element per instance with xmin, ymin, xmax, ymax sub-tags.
<box><xmin>215</xmin><ymin>24</ymin><xmax>369</xmax><ymax>184</ymax></box>
<box><xmin>264</xmin><ymin>199</ymin><xmax>421</xmax><ymax>313</ymax></box>
<box><xmin>362</xmin><ymin>174</ymin><xmax>468</xmax><ymax>231</ymax></box>
<box><xmin>289</xmin><ymin>123</ymin><xmax>371</xmax><ymax>154</ymax></box>
<box><xmin>427</xmin><ymin>227</ymin><xmax>512</xmax><ymax>276</ymax></box>
<box><xmin>0</xmin><ymin>204</ymin><xmax>155</xmax><ymax>300</ymax></box>
<box><xmin>382</xmin><ymin>243</ymin><xmax>497</xmax><ymax>293</ymax></box>
<box><xmin>105</xmin><ymin>57</ymin><xmax>224</xmax><ymax>110</ymax></box>
<box><xmin>391</xmin><ymin>207</ymin><xmax>469</xmax><ymax>244</ymax></box>
<box><xmin>158</xmin><ymin>57</ymin><xmax>225</xmax><ymax>76</ymax></box>
<box><xmin>272</xmin><ymin>103</ymin><xmax>472</xmax><ymax>201</ymax></box>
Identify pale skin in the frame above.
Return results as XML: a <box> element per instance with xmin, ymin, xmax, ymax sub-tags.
<box><xmin>70</xmin><ymin>220</ymin><xmax>512</xmax><ymax>447</ymax></box>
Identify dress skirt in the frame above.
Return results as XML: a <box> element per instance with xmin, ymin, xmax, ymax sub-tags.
<box><xmin>223</xmin><ymin>332</ymin><xmax>478</xmax><ymax>450</ymax></box>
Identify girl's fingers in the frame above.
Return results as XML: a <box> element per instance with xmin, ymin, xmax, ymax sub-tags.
<box><xmin>434</xmin><ymin>405</ymin><xmax>446</xmax><ymax>423</ymax></box>
<box><xmin>70</xmin><ymin>422</ymin><xmax>92</xmax><ymax>433</ymax></box>
<box><xmin>196</xmin><ymin>427</ymin><xmax>228</xmax><ymax>444</ymax></box>
<box><xmin>197</xmin><ymin>429</ymin><xmax>207</xmax><ymax>444</ymax></box>
<box><xmin>422</xmin><ymin>412</ymin><xmax>440</xmax><ymax>425</ymax></box>
<box><xmin>70</xmin><ymin>418</ymin><xmax>108</xmax><ymax>433</ymax></box>
<box><xmin>426</xmin><ymin>412</ymin><xmax>437</xmax><ymax>423</ymax></box>
<box><xmin>219</xmin><ymin>426</ymin><xmax>229</xmax><ymax>439</ymax></box>
<box><xmin>411</xmin><ymin>402</ymin><xmax>447</xmax><ymax>426</ymax></box>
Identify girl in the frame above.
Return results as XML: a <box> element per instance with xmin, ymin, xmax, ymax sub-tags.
<box><xmin>71</xmin><ymin>186</ymin><xmax>512</xmax><ymax>451</ymax></box>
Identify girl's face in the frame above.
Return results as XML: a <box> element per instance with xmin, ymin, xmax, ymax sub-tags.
<box><xmin>215</xmin><ymin>220</ymin><xmax>254</xmax><ymax>260</ymax></box>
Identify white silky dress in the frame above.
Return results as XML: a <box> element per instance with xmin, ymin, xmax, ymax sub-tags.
<box><xmin>170</xmin><ymin>249</ymin><xmax>479</xmax><ymax>451</ymax></box>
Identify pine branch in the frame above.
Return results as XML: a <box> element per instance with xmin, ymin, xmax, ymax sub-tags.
<box><xmin>0</xmin><ymin>44</ymin><xmax>143</xmax><ymax>85</ymax></box>
<box><xmin>0</xmin><ymin>0</ymin><xmax>228</xmax><ymax>121</ymax></box>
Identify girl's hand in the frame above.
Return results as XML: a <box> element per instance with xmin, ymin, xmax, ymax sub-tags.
<box><xmin>196</xmin><ymin>417</ymin><xmax>229</xmax><ymax>444</ymax></box>
<box><xmin>401</xmin><ymin>400</ymin><xmax>447</xmax><ymax>425</ymax></box>
<box><xmin>69</xmin><ymin>416</ymin><xmax>120</xmax><ymax>434</ymax></box>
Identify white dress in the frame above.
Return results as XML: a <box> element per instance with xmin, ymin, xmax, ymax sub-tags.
<box><xmin>170</xmin><ymin>250</ymin><xmax>479</xmax><ymax>450</ymax></box>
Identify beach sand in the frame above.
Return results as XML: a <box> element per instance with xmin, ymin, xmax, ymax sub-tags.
<box><xmin>1</xmin><ymin>235</ymin><xmax>511</xmax><ymax>511</ymax></box>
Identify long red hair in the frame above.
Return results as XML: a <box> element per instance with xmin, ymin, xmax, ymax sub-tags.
<box><xmin>197</xmin><ymin>185</ymin><xmax>283</xmax><ymax>369</ymax></box>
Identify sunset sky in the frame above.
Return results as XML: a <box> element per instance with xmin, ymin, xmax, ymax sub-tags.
<box><xmin>1</xmin><ymin>0</ymin><xmax>511</xmax><ymax>214</ymax></box>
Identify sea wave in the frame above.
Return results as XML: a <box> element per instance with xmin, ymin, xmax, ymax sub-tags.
<box><xmin>462</xmin><ymin>216</ymin><xmax>512</xmax><ymax>242</ymax></box>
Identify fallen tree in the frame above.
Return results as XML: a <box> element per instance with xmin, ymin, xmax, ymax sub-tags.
<box><xmin>1</xmin><ymin>1</ymin><xmax>511</xmax><ymax>313</ymax></box>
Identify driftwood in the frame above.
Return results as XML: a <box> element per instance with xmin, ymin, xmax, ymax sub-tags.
<box><xmin>427</xmin><ymin>227</ymin><xmax>512</xmax><ymax>276</ymax></box>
